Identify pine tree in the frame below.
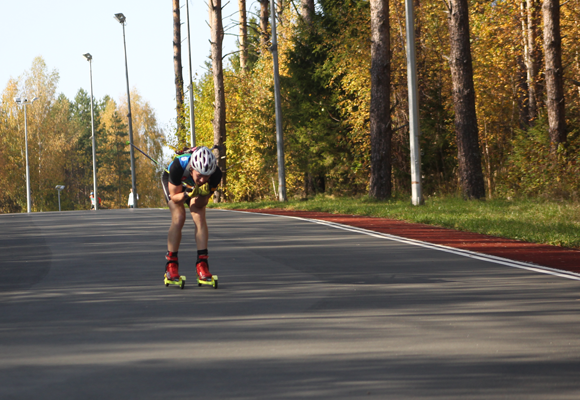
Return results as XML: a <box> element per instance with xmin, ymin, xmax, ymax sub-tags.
<box><xmin>369</xmin><ymin>0</ymin><xmax>392</xmax><ymax>199</ymax></box>
<box><xmin>210</xmin><ymin>0</ymin><xmax>227</xmax><ymax>201</ymax></box>
<box><xmin>542</xmin><ymin>0</ymin><xmax>566</xmax><ymax>151</ymax></box>
<box><xmin>447</xmin><ymin>0</ymin><xmax>485</xmax><ymax>199</ymax></box>
<box><xmin>173</xmin><ymin>0</ymin><xmax>186</xmax><ymax>140</ymax></box>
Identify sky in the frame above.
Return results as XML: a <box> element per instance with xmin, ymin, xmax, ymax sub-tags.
<box><xmin>0</xmin><ymin>0</ymin><xmax>249</xmax><ymax>135</ymax></box>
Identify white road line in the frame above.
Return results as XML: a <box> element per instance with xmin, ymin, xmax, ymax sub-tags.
<box><xmin>216</xmin><ymin>209</ymin><xmax>580</xmax><ymax>282</ymax></box>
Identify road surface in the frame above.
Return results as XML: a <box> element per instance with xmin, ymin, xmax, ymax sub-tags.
<box><xmin>1</xmin><ymin>209</ymin><xmax>580</xmax><ymax>399</ymax></box>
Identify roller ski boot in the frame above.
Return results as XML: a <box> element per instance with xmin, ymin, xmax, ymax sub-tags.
<box><xmin>164</xmin><ymin>251</ymin><xmax>186</xmax><ymax>289</ymax></box>
<box><xmin>196</xmin><ymin>254</ymin><xmax>218</xmax><ymax>289</ymax></box>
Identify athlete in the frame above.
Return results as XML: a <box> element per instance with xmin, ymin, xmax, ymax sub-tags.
<box><xmin>161</xmin><ymin>146</ymin><xmax>222</xmax><ymax>282</ymax></box>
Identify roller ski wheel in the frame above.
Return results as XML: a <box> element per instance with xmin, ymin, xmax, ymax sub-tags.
<box><xmin>164</xmin><ymin>253</ymin><xmax>184</xmax><ymax>289</ymax></box>
<box><xmin>164</xmin><ymin>273</ymin><xmax>186</xmax><ymax>289</ymax></box>
<box><xmin>197</xmin><ymin>274</ymin><xmax>218</xmax><ymax>289</ymax></box>
<box><xmin>196</xmin><ymin>256</ymin><xmax>218</xmax><ymax>289</ymax></box>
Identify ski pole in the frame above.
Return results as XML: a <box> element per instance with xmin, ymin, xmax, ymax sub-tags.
<box><xmin>125</xmin><ymin>141</ymin><xmax>159</xmax><ymax>166</ymax></box>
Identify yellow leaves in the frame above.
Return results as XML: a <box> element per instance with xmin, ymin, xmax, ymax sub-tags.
<box><xmin>184</xmin><ymin>0</ymin><xmax>580</xmax><ymax>201</ymax></box>
<box><xmin>91</xmin><ymin>88</ymin><xmax>165</xmax><ymax>209</ymax></box>
<box><xmin>192</xmin><ymin>63</ymin><xmax>279</xmax><ymax>200</ymax></box>
<box><xmin>0</xmin><ymin>57</ymin><xmax>68</xmax><ymax>211</ymax></box>
<box><xmin>100</xmin><ymin>98</ymin><xmax>119</xmax><ymax>133</ymax></box>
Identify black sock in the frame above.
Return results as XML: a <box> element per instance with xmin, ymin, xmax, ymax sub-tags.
<box><xmin>197</xmin><ymin>249</ymin><xmax>208</xmax><ymax>262</ymax></box>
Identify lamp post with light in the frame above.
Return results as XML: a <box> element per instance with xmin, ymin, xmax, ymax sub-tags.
<box><xmin>269</xmin><ymin>0</ymin><xmax>287</xmax><ymax>201</ymax></box>
<box><xmin>404</xmin><ymin>0</ymin><xmax>423</xmax><ymax>205</ymax></box>
<box><xmin>114</xmin><ymin>12</ymin><xmax>138</xmax><ymax>208</ymax></box>
<box><xmin>55</xmin><ymin>185</ymin><xmax>65</xmax><ymax>212</ymax></box>
<box><xmin>185</xmin><ymin>0</ymin><xmax>196</xmax><ymax>147</ymax></box>
<box><xmin>14</xmin><ymin>96</ymin><xmax>38</xmax><ymax>213</ymax></box>
<box><xmin>83</xmin><ymin>53</ymin><xmax>99</xmax><ymax>210</ymax></box>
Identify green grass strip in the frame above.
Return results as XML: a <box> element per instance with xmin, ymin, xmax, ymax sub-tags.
<box><xmin>209</xmin><ymin>195</ymin><xmax>580</xmax><ymax>249</ymax></box>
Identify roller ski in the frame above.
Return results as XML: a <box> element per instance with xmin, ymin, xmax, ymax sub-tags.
<box><xmin>196</xmin><ymin>255</ymin><xmax>218</xmax><ymax>289</ymax></box>
<box><xmin>164</xmin><ymin>251</ymin><xmax>185</xmax><ymax>289</ymax></box>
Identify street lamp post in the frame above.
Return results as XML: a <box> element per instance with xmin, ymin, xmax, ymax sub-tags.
<box><xmin>55</xmin><ymin>185</ymin><xmax>65</xmax><ymax>212</ymax></box>
<box><xmin>14</xmin><ymin>96</ymin><xmax>38</xmax><ymax>213</ymax></box>
<box><xmin>114</xmin><ymin>12</ymin><xmax>138</xmax><ymax>208</ymax></box>
<box><xmin>83</xmin><ymin>53</ymin><xmax>99</xmax><ymax>211</ymax></box>
<box><xmin>404</xmin><ymin>0</ymin><xmax>423</xmax><ymax>205</ymax></box>
<box><xmin>269</xmin><ymin>0</ymin><xmax>287</xmax><ymax>202</ymax></box>
<box><xmin>185</xmin><ymin>0</ymin><xmax>196</xmax><ymax>147</ymax></box>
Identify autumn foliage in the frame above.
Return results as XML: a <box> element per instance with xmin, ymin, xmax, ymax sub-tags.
<box><xmin>2</xmin><ymin>0</ymin><xmax>580</xmax><ymax>213</ymax></box>
<box><xmin>0</xmin><ymin>57</ymin><xmax>164</xmax><ymax>212</ymax></box>
<box><xmin>190</xmin><ymin>0</ymin><xmax>580</xmax><ymax>202</ymax></box>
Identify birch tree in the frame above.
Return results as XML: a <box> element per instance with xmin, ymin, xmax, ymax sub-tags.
<box><xmin>522</xmin><ymin>0</ymin><xmax>542</xmax><ymax>124</ymax></box>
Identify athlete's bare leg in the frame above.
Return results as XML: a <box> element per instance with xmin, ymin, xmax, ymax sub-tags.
<box><xmin>189</xmin><ymin>195</ymin><xmax>210</xmax><ymax>250</ymax></box>
<box><xmin>167</xmin><ymin>199</ymin><xmax>186</xmax><ymax>252</ymax></box>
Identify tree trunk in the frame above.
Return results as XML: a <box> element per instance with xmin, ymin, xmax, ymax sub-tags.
<box><xmin>301</xmin><ymin>0</ymin><xmax>314</xmax><ymax>24</ymax></box>
<box><xmin>542</xmin><ymin>0</ymin><xmax>566</xmax><ymax>151</ymax></box>
<box><xmin>259</xmin><ymin>0</ymin><xmax>270</xmax><ymax>49</ymax></box>
<box><xmin>522</xmin><ymin>0</ymin><xmax>541</xmax><ymax>124</ymax></box>
<box><xmin>173</xmin><ymin>0</ymin><xmax>185</xmax><ymax>136</ymax></box>
<box><xmin>210</xmin><ymin>0</ymin><xmax>227</xmax><ymax>201</ymax></box>
<box><xmin>447</xmin><ymin>0</ymin><xmax>485</xmax><ymax>199</ymax></box>
<box><xmin>369</xmin><ymin>0</ymin><xmax>392</xmax><ymax>200</ymax></box>
<box><xmin>238</xmin><ymin>0</ymin><xmax>248</xmax><ymax>72</ymax></box>
<box><xmin>516</xmin><ymin>54</ymin><xmax>530</xmax><ymax>129</ymax></box>
<box><xmin>414</xmin><ymin>0</ymin><xmax>425</xmax><ymax>123</ymax></box>
<box><xmin>300</xmin><ymin>0</ymin><xmax>315</xmax><ymax>194</ymax></box>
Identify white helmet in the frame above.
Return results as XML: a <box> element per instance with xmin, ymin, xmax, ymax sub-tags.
<box><xmin>190</xmin><ymin>146</ymin><xmax>217</xmax><ymax>175</ymax></box>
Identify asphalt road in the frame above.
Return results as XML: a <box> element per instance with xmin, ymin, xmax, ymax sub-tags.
<box><xmin>1</xmin><ymin>208</ymin><xmax>580</xmax><ymax>399</ymax></box>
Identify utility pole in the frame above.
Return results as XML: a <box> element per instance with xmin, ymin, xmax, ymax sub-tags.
<box><xmin>270</xmin><ymin>0</ymin><xmax>287</xmax><ymax>201</ymax></box>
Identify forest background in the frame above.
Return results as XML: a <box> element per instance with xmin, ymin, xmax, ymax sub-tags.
<box><xmin>1</xmin><ymin>0</ymin><xmax>579</xmax><ymax>213</ymax></box>
<box><xmin>0</xmin><ymin>57</ymin><xmax>164</xmax><ymax>212</ymax></box>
